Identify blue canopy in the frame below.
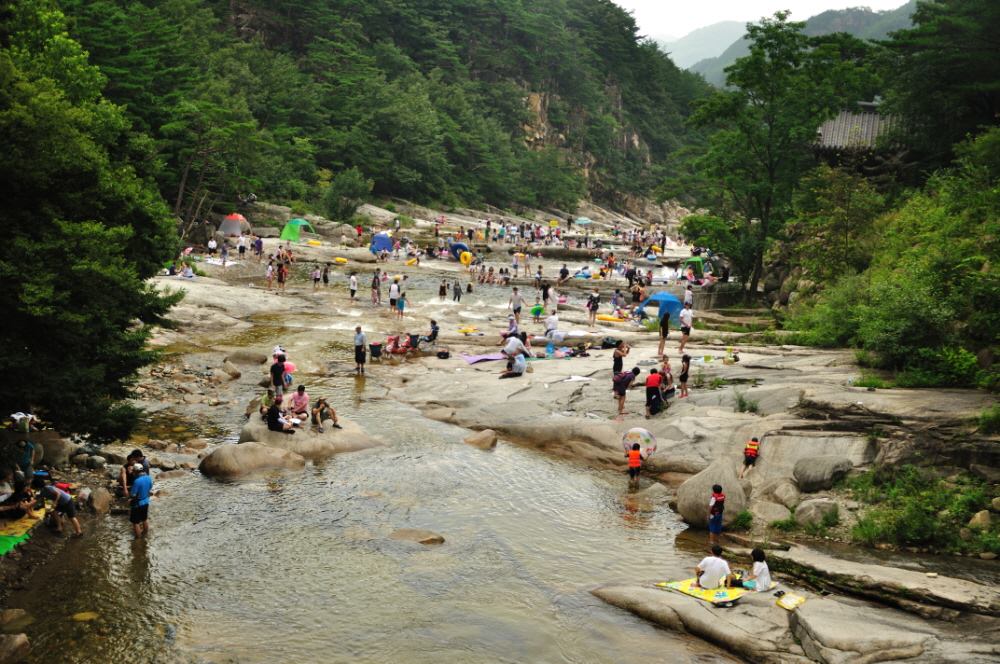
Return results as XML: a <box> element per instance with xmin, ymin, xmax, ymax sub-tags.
<box><xmin>370</xmin><ymin>232</ymin><xmax>393</xmax><ymax>254</ymax></box>
<box><xmin>450</xmin><ymin>242</ymin><xmax>470</xmax><ymax>260</ymax></box>
<box><xmin>636</xmin><ymin>291</ymin><xmax>682</xmax><ymax>323</ymax></box>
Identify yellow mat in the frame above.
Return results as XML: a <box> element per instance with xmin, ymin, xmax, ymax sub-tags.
<box><xmin>655</xmin><ymin>578</ymin><xmax>776</xmax><ymax>605</ymax></box>
<box><xmin>0</xmin><ymin>505</ymin><xmax>48</xmax><ymax>538</ymax></box>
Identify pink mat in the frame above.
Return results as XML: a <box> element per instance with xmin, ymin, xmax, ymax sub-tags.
<box><xmin>460</xmin><ymin>353</ymin><xmax>506</xmax><ymax>364</ymax></box>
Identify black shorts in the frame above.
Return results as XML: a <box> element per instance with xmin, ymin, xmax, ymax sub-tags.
<box><xmin>129</xmin><ymin>504</ymin><xmax>149</xmax><ymax>524</ymax></box>
<box><xmin>744</xmin><ymin>455</ymin><xmax>757</xmax><ymax>466</ymax></box>
<box><xmin>628</xmin><ymin>467</ymin><xmax>640</xmax><ymax>479</ymax></box>
<box><xmin>56</xmin><ymin>500</ymin><xmax>76</xmax><ymax>518</ymax></box>
<box><xmin>355</xmin><ymin>346</ymin><xmax>366</xmax><ymax>364</ymax></box>
<box><xmin>350</xmin><ymin>289</ymin><xmax>356</xmax><ymax>298</ymax></box>
<box><xmin>389</xmin><ymin>298</ymin><xmax>397</xmax><ymax>307</ymax></box>
<box><xmin>313</xmin><ymin>278</ymin><xmax>320</xmax><ymax>284</ymax></box>
<box><xmin>681</xmin><ymin>326</ymin><xmax>691</xmax><ymax>336</ymax></box>
<box><xmin>239</xmin><ymin>246</ymin><xmax>246</xmax><ymax>255</ymax></box>
<box><xmin>679</xmin><ymin>372</ymin><xmax>689</xmax><ymax>383</ymax></box>
<box><xmin>659</xmin><ymin>323</ymin><xmax>669</xmax><ymax>338</ymax></box>
<box><xmin>513</xmin><ymin>306</ymin><xmax>521</xmax><ymax>314</ymax></box>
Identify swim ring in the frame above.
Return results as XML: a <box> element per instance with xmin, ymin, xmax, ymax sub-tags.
<box><xmin>334</xmin><ymin>257</ymin><xmax>348</xmax><ymax>264</ymax></box>
<box><xmin>459</xmin><ymin>251</ymin><xmax>473</xmax><ymax>266</ymax></box>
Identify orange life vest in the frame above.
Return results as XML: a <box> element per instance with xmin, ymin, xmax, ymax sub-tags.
<box><xmin>628</xmin><ymin>449</ymin><xmax>642</xmax><ymax>468</ymax></box>
<box><xmin>744</xmin><ymin>440</ymin><xmax>760</xmax><ymax>458</ymax></box>
<box><xmin>710</xmin><ymin>491</ymin><xmax>726</xmax><ymax>515</ymax></box>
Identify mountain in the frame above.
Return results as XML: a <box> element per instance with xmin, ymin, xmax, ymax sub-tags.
<box><xmin>660</xmin><ymin>21</ymin><xmax>746</xmax><ymax>69</ymax></box>
<box><xmin>690</xmin><ymin>1</ymin><xmax>918</xmax><ymax>87</ymax></box>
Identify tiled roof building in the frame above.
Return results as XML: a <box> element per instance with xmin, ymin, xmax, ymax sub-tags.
<box><xmin>816</xmin><ymin>102</ymin><xmax>897</xmax><ymax>152</ymax></box>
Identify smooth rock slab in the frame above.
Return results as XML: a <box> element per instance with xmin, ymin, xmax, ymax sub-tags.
<box><xmin>199</xmin><ymin>443</ymin><xmax>306</xmax><ymax>480</ymax></box>
<box><xmin>238</xmin><ymin>417</ymin><xmax>382</xmax><ymax>460</ymax></box>
<box><xmin>389</xmin><ymin>529</ymin><xmax>445</xmax><ymax>545</ymax></box>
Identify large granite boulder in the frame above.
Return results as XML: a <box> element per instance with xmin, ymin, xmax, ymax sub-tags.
<box><xmin>675</xmin><ymin>459</ymin><xmax>747</xmax><ymax>528</ymax></box>
<box><xmin>238</xmin><ymin>417</ymin><xmax>381</xmax><ymax>460</ymax></box>
<box><xmin>37</xmin><ymin>435</ymin><xmax>79</xmax><ymax>467</ymax></box>
<box><xmin>199</xmin><ymin>443</ymin><xmax>305</xmax><ymax>480</ymax></box>
<box><xmin>793</xmin><ymin>455</ymin><xmax>852</xmax><ymax>493</ymax></box>
<box><xmin>794</xmin><ymin>499</ymin><xmax>839</xmax><ymax>527</ymax></box>
<box><xmin>752</xmin><ymin>500</ymin><xmax>792</xmax><ymax>527</ymax></box>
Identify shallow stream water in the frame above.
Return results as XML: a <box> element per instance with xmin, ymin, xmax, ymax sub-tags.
<box><xmin>8</xmin><ymin>378</ymin><xmax>733</xmax><ymax>663</ymax></box>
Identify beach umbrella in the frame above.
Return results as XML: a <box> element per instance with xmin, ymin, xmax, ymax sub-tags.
<box><xmin>636</xmin><ymin>291</ymin><xmax>682</xmax><ymax>323</ymax></box>
<box><xmin>223</xmin><ymin>213</ymin><xmax>247</xmax><ymax>222</ymax></box>
<box><xmin>622</xmin><ymin>427</ymin><xmax>657</xmax><ymax>455</ymax></box>
<box><xmin>575</xmin><ymin>217</ymin><xmax>593</xmax><ymax>225</ymax></box>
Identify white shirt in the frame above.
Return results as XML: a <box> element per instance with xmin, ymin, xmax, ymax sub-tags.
<box><xmin>503</xmin><ymin>337</ymin><xmax>528</xmax><ymax>357</ymax></box>
<box><xmin>679</xmin><ymin>308</ymin><xmax>693</xmax><ymax>328</ymax></box>
<box><xmin>696</xmin><ymin>556</ymin><xmax>731</xmax><ymax>589</ymax></box>
<box><xmin>544</xmin><ymin>314</ymin><xmax>558</xmax><ymax>332</ymax></box>
<box><xmin>752</xmin><ymin>561</ymin><xmax>771</xmax><ymax>591</ymax></box>
<box><xmin>238</xmin><ymin>236</ymin><xmax>246</xmax><ymax>247</ymax></box>
<box><xmin>510</xmin><ymin>293</ymin><xmax>524</xmax><ymax>308</ymax></box>
<box><xmin>684</xmin><ymin>290</ymin><xmax>694</xmax><ymax>305</ymax></box>
<box><xmin>350</xmin><ymin>275</ymin><xmax>358</xmax><ymax>290</ymax></box>
<box><xmin>354</xmin><ymin>332</ymin><xmax>367</xmax><ymax>347</ymax></box>
<box><xmin>388</xmin><ymin>283</ymin><xmax>400</xmax><ymax>299</ymax></box>
<box><xmin>208</xmin><ymin>239</ymin><xmax>217</xmax><ymax>249</ymax></box>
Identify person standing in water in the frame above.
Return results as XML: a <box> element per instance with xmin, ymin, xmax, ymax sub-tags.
<box><xmin>354</xmin><ymin>326</ymin><xmax>367</xmax><ymax>375</ymax></box>
<box><xmin>371</xmin><ymin>269</ymin><xmax>381</xmax><ymax>305</ymax></box>
<box><xmin>349</xmin><ymin>272</ymin><xmax>358</xmax><ymax>301</ymax></box>
<box><xmin>452</xmin><ymin>279</ymin><xmax>462</xmax><ymax>302</ymax></box>
<box><xmin>129</xmin><ymin>464</ymin><xmax>153</xmax><ymax>539</ymax></box>
<box><xmin>508</xmin><ymin>287</ymin><xmax>524</xmax><ymax>325</ymax></box>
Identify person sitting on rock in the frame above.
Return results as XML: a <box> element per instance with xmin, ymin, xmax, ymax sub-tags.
<box><xmin>419</xmin><ymin>320</ymin><xmax>439</xmax><ymax>347</ymax></box>
<box><xmin>693</xmin><ymin>544</ymin><xmax>731</xmax><ymax>589</ymax></box>
<box><xmin>266</xmin><ymin>396</ymin><xmax>295</xmax><ymax>435</ymax></box>
<box><xmin>730</xmin><ymin>548</ymin><xmax>771</xmax><ymax>591</ymax></box>
<box><xmin>256</xmin><ymin>388</ymin><xmax>275</xmax><ymax>420</ymax></box>
<box><xmin>500</xmin><ymin>332</ymin><xmax>529</xmax><ymax>379</ymax></box>
<box><xmin>311</xmin><ymin>397</ymin><xmax>342</xmax><ymax>433</ymax></box>
<box><xmin>0</xmin><ymin>478</ymin><xmax>35</xmax><ymax>521</ymax></box>
<box><xmin>289</xmin><ymin>385</ymin><xmax>310</xmax><ymax>418</ymax></box>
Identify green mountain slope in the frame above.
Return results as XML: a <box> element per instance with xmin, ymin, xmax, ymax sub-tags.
<box><xmin>660</xmin><ymin>21</ymin><xmax>746</xmax><ymax>69</ymax></box>
<box><xmin>57</xmin><ymin>0</ymin><xmax>710</xmax><ymax>215</ymax></box>
<box><xmin>691</xmin><ymin>1</ymin><xmax>917</xmax><ymax>87</ymax></box>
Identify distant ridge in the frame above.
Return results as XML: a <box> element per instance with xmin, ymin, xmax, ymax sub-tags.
<box><xmin>659</xmin><ymin>21</ymin><xmax>746</xmax><ymax>69</ymax></box>
<box><xmin>689</xmin><ymin>1</ymin><xmax>918</xmax><ymax>86</ymax></box>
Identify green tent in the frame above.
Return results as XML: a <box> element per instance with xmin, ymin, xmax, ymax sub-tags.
<box><xmin>682</xmin><ymin>256</ymin><xmax>706</xmax><ymax>278</ymax></box>
<box><xmin>279</xmin><ymin>218</ymin><xmax>316</xmax><ymax>242</ymax></box>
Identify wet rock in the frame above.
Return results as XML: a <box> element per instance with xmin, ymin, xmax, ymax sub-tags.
<box><xmin>793</xmin><ymin>455</ymin><xmax>852</xmax><ymax>493</ymax></box>
<box><xmin>199</xmin><ymin>442</ymin><xmax>306</xmax><ymax>480</ymax></box>
<box><xmin>238</xmin><ymin>418</ymin><xmax>382</xmax><ymax>460</ymax></box>
<box><xmin>102</xmin><ymin>450</ymin><xmax>127</xmax><ymax>465</ymax></box>
<box><xmin>980</xmin><ymin>552</ymin><xmax>997</xmax><ymax>560</ymax></box>
<box><xmin>794</xmin><ymin>499</ymin><xmax>839</xmax><ymax>527</ymax></box>
<box><xmin>180</xmin><ymin>462</ymin><xmax>197</xmax><ymax>470</ymax></box>
<box><xmin>149</xmin><ymin>457</ymin><xmax>177</xmax><ymax>471</ymax></box>
<box><xmin>389</xmin><ymin>529</ymin><xmax>445</xmax><ymax>545</ymax></box>
<box><xmin>968</xmin><ymin>510</ymin><xmax>992</xmax><ymax>530</ymax></box>
<box><xmin>145</xmin><ymin>439</ymin><xmax>168</xmax><ymax>450</ymax></box>
<box><xmin>36</xmin><ymin>437</ymin><xmax>78</xmax><ymax>467</ymax></box>
<box><xmin>71</xmin><ymin>453</ymin><xmax>89</xmax><ymax>466</ymax></box>
<box><xmin>751</xmin><ymin>500</ymin><xmax>791</xmax><ymax>526</ymax></box>
<box><xmin>0</xmin><ymin>609</ymin><xmax>27</xmax><ymax>628</ymax></box>
<box><xmin>86</xmin><ymin>455</ymin><xmax>107</xmax><ymax>469</ymax></box>
<box><xmin>463</xmin><ymin>429</ymin><xmax>498</xmax><ymax>449</ymax></box>
<box><xmin>163</xmin><ymin>443</ymin><xmax>179</xmax><ymax>454</ymax></box>
<box><xmin>155</xmin><ymin>469</ymin><xmax>187</xmax><ymax>480</ymax></box>
<box><xmin>676</xmin><ymin>459</ymin><xmax>747</xmax><ymax>528</ymax></box>
<box><xmin>222</xmin><ymin>360</ymin><xmax>242</xmax><ymax>380</ymax></box>
<box><xmin>0</xmin><ymin>634</ymin><xmax>30</xmax><ymax>663</ymax></box>
<box><xmin>225</xmin><ymin>349</ymin><xmax>268</xmax><ymax>365</ymax></box>
<box><xmin>185</xmin><ymin>438</ymin><xmax>209</xmax><ymax>450</ymax></box>
<box><xmin>90</xmin><ymin>488</ymin><xmax>112</xmax><ymax>514</ymax></box>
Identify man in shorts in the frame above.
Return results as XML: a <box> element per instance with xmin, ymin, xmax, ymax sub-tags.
<box><xmin>508</xmin><ymin>287</ymin><xmax>524</xmax><ymax>325</ymax></box>
<box><xmin>237</xmin><ymin>234</ymin><xmax>247</xmax><ymax>259</ymax></box>
<box><xmin>678</xmin><ymin>302</ymin><xmax>694</xmax><ymax>354</ymax></box>
<box><xmin>129</xmin><ymin>464</ymin><xmax>153</xmax><ymax>539</ymax></box>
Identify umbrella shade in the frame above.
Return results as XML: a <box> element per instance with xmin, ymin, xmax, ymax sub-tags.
<box><xmin>636</xmin><ymin>291</ymin><xmax>682</xmax><ymax>323</ymax></box>
<box><xmin>575</xmin><ymin>217</ymin><xmax>593</xmax><ymax>225</ymax></box>
<box><xmin>280</xmin><ymin>218</ymin><xmax>316</xmax><ymax>242</ymax></box>
<box><xmin>370</xmin><ymin>232</ymin><xmax>393</xmax><ymax>254</ymax></box>
<box><xmin>682</xmin><ymin>257</ymin><xmax>706</xmax><ymax>278</ymax></box>
<box><xmin>219</xmin><ymin>218</ymin><xmax>250</xmax><ymax>237</ymax></box>
<box><xmin>224</xmin><ymin>213</ymin><xmax>247</xmax><ymax>222</ymax></box>
<box><xmin>288</xmin><ymin>217</ymin><xmax>314</xmax><ymax>228</ymax></box>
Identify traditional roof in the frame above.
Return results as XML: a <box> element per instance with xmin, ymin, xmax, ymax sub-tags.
<box><xmin>816</xmin><ymin>110</ymin><xmax>896</xmax><ymax>151</ymax></box>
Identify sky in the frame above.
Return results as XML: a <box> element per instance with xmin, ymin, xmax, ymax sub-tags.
<box><xmin>614</xmin><ymin>0</ymin><xmax>909</xmax><ymax>40</ymax></box>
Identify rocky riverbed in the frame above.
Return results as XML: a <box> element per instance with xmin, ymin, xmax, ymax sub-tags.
<box><xmin>4</xmin><ymin>206</ymin><xmax>999</xmax><ymax>663</ymax></box>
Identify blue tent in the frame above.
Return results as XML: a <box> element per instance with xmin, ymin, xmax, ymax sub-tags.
<box><xmin>636</xmin><ymin>291</ymin><xmax>682</xmax><ymax>323</ymax></box>
<box><xmin>449</xmin><ymin>241</ymin><xmax>470</xmax><ymax>260</ymax></box>
<box><xmin>370</xmin><ymin>232</ymin><xmax>393</xmax><ymax>254</ymax></box>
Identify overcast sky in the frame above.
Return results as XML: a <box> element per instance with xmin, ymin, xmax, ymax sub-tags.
<box><xmin>615</xmin><ymin>0</ymin><xmax>909</xmax><ymax>40</ymax></box>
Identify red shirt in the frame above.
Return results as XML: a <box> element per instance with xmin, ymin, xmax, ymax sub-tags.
<box><xmin>645</xmin><ymin>373</ymin><xmax>663</xmax><ymax>388</ymax></box>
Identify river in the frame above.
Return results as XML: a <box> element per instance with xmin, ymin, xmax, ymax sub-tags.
<box><xmin>8</xmin><ymin>377</ymin><xmax>733</xmax><ymax>663</ymax></box>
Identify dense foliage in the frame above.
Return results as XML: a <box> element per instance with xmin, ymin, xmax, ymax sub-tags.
<box><xmin>59</xmin><ymin>0</ymin><xmax>709</xmax><ymax>218</ymax></box>
<box><xmin>0</xmin><ymin>0</ymin><xmax>179</xmax><ymax>440</ymax></box>
<box><xmin>847</xmin><ymin>465</ymin><xmax>999</xmax><ymax>554</ymax></box>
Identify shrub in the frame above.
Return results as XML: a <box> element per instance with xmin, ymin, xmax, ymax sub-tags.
<box><xmin>853</xmin><ymin>373</ymin><xmax>892</xmax><ymax>389</ymax></box>
<box><xmin>730</xmin><ymin>510</ymin><xmax>753</xmax><ymax>531</ymax></box>
<box><xmin>894</xmin><ymin>347</ymin><xmax>981</xmax><ymax>387</ymax></box>
<box><xmin>771</xmin><ymin>517</ymin><xmax>798</xmax><ymax>532</ymax></box>
<box><xmin>735</xmin><ymin>392</ymin><xmax>760</xmax><ymax>414</ymax></box>
<box><xmin>979</xmin><ymin>404</ymin><xmax>1000</xmax><ymax>434</ymax></box>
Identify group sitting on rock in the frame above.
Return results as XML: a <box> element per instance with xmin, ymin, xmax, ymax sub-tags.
<box><xmin>262</xmin><ymin>384</ymin><xmax>342</xmax><ymax>434</ymax></box>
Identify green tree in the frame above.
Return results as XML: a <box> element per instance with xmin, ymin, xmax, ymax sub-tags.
<box><xmin>323</xmin><ymin>167</ymin><xmax>373</xmax><ymax>220</ymax></box>
<box><xmin>0</xmin><ymin>0</ymin><xmax>178</xmax><ymax>440</ymax></box>
<box><xmin>883</xmin><ymin>0</ymin><xmax>1000</xmax><ymax>171</ymax></box>
<box><xmin>676</xmin><ymin>13</ymin><xmax>874</xmax><ymax>296</ymax></box>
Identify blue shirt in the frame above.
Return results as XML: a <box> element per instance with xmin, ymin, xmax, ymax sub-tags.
<box><xmin>130</xmin><ymin>475</ymin><xmax>153</xmax><ymax>507</ymax></box>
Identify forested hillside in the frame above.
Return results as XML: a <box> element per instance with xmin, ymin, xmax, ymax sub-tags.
<box><xmin>58</xmin><ymin>0</ymin><xmax>708</xmax><ymax>220</ymax></box>
<box><xmin>691</xmin><ymin>1</ymin><xmax>917</xmax><ymax>87</ymax></box>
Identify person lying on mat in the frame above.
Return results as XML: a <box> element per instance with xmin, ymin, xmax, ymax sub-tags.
<box><xmin>693</xmin><ymin>544</ymin><xmax>731</xmax><ymax>589</ymax></box>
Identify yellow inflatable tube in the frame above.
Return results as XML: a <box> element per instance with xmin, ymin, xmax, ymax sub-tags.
<box><xmin>460</xmin><ymin>251</ymin><xmax>473</xmax><ymax>266</ymax></box>
<box><xmin>334</xmin><ymin>257</ymin><xmax>348</xmax><ymax>264</ymax></box>
<box><xmin>597</xmin><ymin>314</ymin><xmax>626</xmax><ymax>323</ymax></box>
<box><xmin>405</xmin><ymin>257</ymin><xmax>418</xmax><ymax>266</ymax></box>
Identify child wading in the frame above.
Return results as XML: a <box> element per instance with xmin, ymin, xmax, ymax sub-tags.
<box><xmin>625</xmin><ymin>443</ymin><xmax>646</xmax><ymax>488</ymax></box>
<box><xmin>708</xmin><ymin>484</ymin><xmax>725</xmax><ymax>545</ymax></box>
<box><xmin>738</xmin><ymin>437</ymin><xmax>761</xmax><ymax>479</ymax></box>
<box><xmin>129</xmin><ymin>464</ymin><xmax>153</xmax><ymax>538</ymax></box>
